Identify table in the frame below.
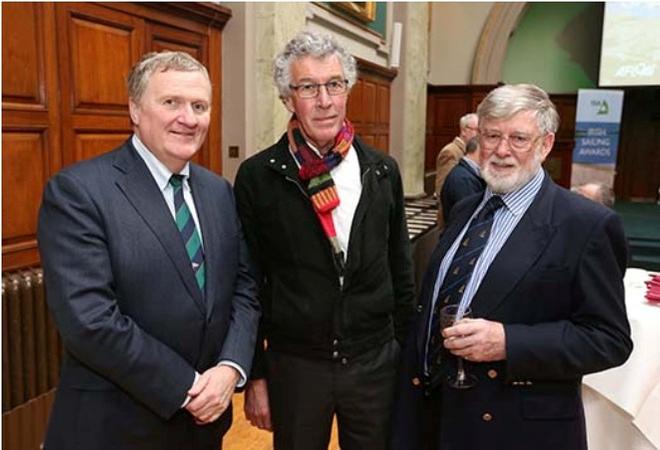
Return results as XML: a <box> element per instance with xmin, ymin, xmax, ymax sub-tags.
<box><xmin>583</xmin><ymin>268</ymin><xmax>660</xmax><ymax>450</ymax></box>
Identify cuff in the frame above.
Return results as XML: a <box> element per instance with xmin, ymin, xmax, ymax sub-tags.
<box><xmin>218</xmin><ymin>360</ymin><xmax>247</xmax><ymax>388</ymax></box>
<box><xmin>181</xmin><ymin>371</ymin><xmax>200</xmax><ymax>408</ymax></box>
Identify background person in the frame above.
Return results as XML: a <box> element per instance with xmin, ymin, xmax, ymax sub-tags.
<box><xmin>435</xmin><ymin>112</ymin><xmax>479</xmax><ymax>228</ymax></box>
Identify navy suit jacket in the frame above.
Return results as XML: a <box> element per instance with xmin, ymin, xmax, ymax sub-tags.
<box><xmin>38</xmin><ymin>140</ymin><xmax>260</xmax><ymax>450</ymax></box>
<box><xmin>441</xmin><ymin>158</ymin><xmax>486</xmax><ymax>220</ymax></box>
<box><xmin>392</xmin><ymin>174</ymin><xmax>632</xmax><ymax>450</ymax></box>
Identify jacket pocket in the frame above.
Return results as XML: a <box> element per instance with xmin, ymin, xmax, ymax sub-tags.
<box><xmin>521</xmin><ymin>386</ymin><xmax>579</xmax><ymax>420</ymax></box>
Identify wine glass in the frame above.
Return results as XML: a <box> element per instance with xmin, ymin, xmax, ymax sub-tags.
<box><xmin>440</xmin><ymin>304</ymin><xmax>477</xmax><ymax>389</ymax></box>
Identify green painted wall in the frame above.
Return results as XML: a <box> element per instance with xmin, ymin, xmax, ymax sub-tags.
<box><xmin>502</xmin><ymin>2</ymin><xmax>604</xmax><ymax>94</ymax></box>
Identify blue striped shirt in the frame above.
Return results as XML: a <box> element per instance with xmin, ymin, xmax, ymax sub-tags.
<box><xmin>424</xmin><ymin>169</ymin><xmax>545</xmax><ymax>372</ymax></box>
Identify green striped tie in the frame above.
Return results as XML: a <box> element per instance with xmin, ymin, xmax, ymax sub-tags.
<box><xmin>169</xmin><ymin>174</ymin><xmax>205</xmax><ymax>294</ymax></box>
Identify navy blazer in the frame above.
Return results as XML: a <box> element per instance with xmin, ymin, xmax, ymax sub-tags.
<box><xmin>38</xmin><ymin>140</ymin><xmax>260</xmax><ymax>450</ymax></box>
<box><xmin>441</xmin><ymin>158</ymin><xmax>486</xmax><ymax>220</ymax></box>
<box><xmin>392</xmin><ymin>174</ymin><xmax>632</xmax><ymax>450</ymax></box>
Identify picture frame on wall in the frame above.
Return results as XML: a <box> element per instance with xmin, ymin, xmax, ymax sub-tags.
<box><xmin>333</xmin><ymin>2</ymin><xmax>376</xmax><ymax>23</ymax></box>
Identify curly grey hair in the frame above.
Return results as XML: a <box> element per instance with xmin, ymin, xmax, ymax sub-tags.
<box><xmin>273</xmin><ymin>30</ymin><xmax>358</xmax><ymax>98</ymax></box>
<box><xmin>477</xmin><ymin>84</ymin><xmax>560</xmax><ymax>134</ymax></box>
<box><xmin>127</xmin><ymin>51</ymin><xmax>210</xmax><ymax>102</ymax></box>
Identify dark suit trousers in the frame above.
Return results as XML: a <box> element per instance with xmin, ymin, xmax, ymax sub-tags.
<box><xmin>266</xmin><ymin>339</ymin><xmax>400</xmax><ymax>450</ymax></box>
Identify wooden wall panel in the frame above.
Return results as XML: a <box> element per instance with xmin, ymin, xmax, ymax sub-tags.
<box><xmin>1</xmin><ymin>3</ymin><xmax>43</xmax><ymax>109</ymax></box>
<box><xmin>75</xmin><ymin>133</ymin><xmax>131</xmax><ymax>162</ymax></box>
<box><xmin>347</xmin><ymin>58</ymin><xmax>396</xmax><ymax>153</ymax></box>
<box><xmin>546</xmin><ymin>94</ymin><xmax>577</xmax><ymax>188</ymax></box>
<box><xmin>615</xmin><ymin>88</ymin><xmax>660</xmax><ymax>201</ymax></box>
<box><xmin>2</xmin><ymin>133</ymin><xmax>47</xmax><ymax>242</ymax></box>
<box><xmin>69</xmin><ymin>16</ymin><xmax>136</xmax><ymax>110</ymax></box>
<box><xmin>147</xmin><ymin>22</ymin><xmax>206</xmax><ymax>60</ymax></box>
<box><xmin>56</xmin><ymin>3</ymin><xmax>144</xmax><ymax>169</ymax></box>
<box><xmin>1</xmin><ymin>130</ymin><xmax>49</xmax><ymax>270</ymax></box>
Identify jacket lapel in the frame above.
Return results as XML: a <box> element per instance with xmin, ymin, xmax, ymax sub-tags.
<box><xmin>112</xmin><ymin>142</ymin><xmax>206</xmax><ymax>315</ymax></box>
<box><xmin>470</xmin><ymin>177</ymin><xmax>558</xmax><ymax>317</ymax></box>
<box><xmin>189</xmin><ymin>166</ymin><xmax>227</xmax><ymax>319</ymax></box>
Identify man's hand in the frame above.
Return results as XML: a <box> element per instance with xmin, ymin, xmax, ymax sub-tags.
<box><xmin>186</xmin><ymin>365</ymin><xmax>240</xmax><ymax>425</ymax></box>
<box><xmin>244</xmin><ymin>378</ymin><xmax>272</xmax><ymax>431</ymax></box>
<box><xmin>442</xmin><ymin>318</ymin><xmax>506</xmax><ymax>362</ymax></box>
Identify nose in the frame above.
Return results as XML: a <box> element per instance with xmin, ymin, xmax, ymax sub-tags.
<box><xmin>177</xmin><ymin>104</ymin><xmax>198</xmax><ymax>127</ymax></box>
<box><xmin>315</xmin><ymin>86</ymin><xmax>333</xmax><ymax>108</ymax></box>
<box><xmin>493</xmin><ymin>136</ymin><xmax>512</xmax><ymax>157</ymax></box>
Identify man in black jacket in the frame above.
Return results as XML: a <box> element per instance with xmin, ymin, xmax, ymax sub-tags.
<box><xmin>234</xmin><ymin>30</ymin><xmax>415</xmax><ymax>450</ymax></box>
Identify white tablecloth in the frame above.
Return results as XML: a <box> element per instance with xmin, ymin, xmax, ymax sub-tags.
<box><xmin>583</xmin><ymin>268</ymin><xmax>660</xmax><ymax>450</ymax></box>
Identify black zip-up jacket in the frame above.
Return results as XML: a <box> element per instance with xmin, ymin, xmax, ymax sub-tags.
<box><xmin>234</xmin><ymin>134</ymin><xmax>415</xmax><ymax>378</ymax></box>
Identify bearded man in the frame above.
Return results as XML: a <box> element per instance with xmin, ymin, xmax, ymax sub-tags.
<box><xmin>391</xmin><ymin>84</ymin><xmax>632</xmax><ymax>450</ymax></box>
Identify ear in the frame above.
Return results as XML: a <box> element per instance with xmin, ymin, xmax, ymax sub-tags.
<box><xmin>282</xmin><ymin>96</ymin><xmax>295</xmax><ymax>114</ymax></box>
<box><xmin>128</xmin><ymin>99</ymin><xmax>140</xmax><ymax>125</ymax></box>
<box><xmin>539</xmin><ymin>132</ymin><xmax>555</xmax><ymax>161</ymax></box>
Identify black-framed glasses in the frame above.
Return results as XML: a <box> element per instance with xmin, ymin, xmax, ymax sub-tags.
<box><xmin>480</xmin><ymin>130</ymin><xmax>545</xmax><ymax>152</ymax></box>
<box><xmin>289</xmin><ymin>79</ymin><xmax>349</xmax><ymax>98</ymax></box>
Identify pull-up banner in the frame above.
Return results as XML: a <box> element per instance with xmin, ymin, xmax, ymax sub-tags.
<box><xmin>572</xmin><ymin>89</ymin><xmax>624</xmax><ymax>165</ymax></box>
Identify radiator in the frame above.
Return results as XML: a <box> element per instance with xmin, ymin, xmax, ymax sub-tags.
<box><xmin>2</xmin><ymin>268</ymin><xmax>61</xmax><ymax>450</ymax></box>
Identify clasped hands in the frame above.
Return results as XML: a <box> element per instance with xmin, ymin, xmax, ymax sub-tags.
<box><xmin>442</xmin><ymin>318</ymin><xmax>507</xmax><ymax>362</ymax></box>
<box><xmin>185</xmin><ymin>365</ymin><xmax>240</xmax><ymax>425</ymax></box>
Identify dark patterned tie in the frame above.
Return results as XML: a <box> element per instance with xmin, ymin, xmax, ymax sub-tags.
<box><xmin>169</xmin><ymin>174</ymin><xmax>205</xmax><ymax>295</ymax></box>
<box><xmin>425</xmin><ymin>195</ymin><xmax>504</xmax><ymax>376</ymax></box>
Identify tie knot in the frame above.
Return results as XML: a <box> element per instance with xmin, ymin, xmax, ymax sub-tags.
<box><xmin>479</xmin><ymin>195</ymin><xmax>504</xmax><ymax>219</ymax></box>
<box><xmin>169</xmin><ymin>174</ymin><xmax>184</xmax><ymax>188</ymax></box>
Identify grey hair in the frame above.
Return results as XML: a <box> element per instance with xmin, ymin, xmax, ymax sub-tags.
<box><xmin>477</xmin><ymin>84</ymin><xmax>559</xmax><ymax>134</ymax></box>
<box><xmin>127</xmin><ymin>51</ymin><xmax>210</xmax><ymax>102</ymax></box>
<box><xmin>573</xmin><ymin>182</ymin><xmax>615</xmax><ymax>208</ymax></box>
<box><xmin>459</xmin><ymin>113</ymin><xmax>478</xmax><ymax>130</ymax></box>
<box><xmin>273</xmin><ymin>30</ymin><xmax>358</xmax><ymax>98</ymax></box>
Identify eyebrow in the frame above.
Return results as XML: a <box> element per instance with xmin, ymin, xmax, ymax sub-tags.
<box><xmin>294</xmin><ymin>75</ymin><xmax>344</xmax><ymax>83</ymax></box>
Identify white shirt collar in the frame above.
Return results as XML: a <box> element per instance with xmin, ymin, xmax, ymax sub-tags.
<box><xmin>131</xmin><ymin>134</ymin><xmax>190</xmax><ymax>191</ymax></box>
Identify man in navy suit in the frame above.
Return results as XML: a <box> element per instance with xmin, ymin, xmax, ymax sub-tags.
<box><xmin>37</xmin><ymin>51</ymin><xmax>260</xmax><ymax>450</ymax></box>
<box><xmin>441</xmin><ymin>137</ymin><xmax>486</xmax><ymax>221</ymax></box>
<box><xmin>392</xmin><ymin>84</ymin><xmax>632</xmax><ymax>450</ymax></box>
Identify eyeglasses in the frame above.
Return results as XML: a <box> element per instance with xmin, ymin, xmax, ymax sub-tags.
<box><xmin>289</xmin><ymin>79</ymin><xmax>349</xmax><ymax>98</ymax></box>
<box><xmin>480</xmin><ymin>130</ymin><xmax>544</xmax><ymax>152</ymax></box>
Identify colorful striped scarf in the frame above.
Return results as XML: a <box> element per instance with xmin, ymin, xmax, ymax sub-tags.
<box><xmin>287</xmin><ymin>116</ymin><xmax>354</xmax><ymax>277</ymax></box>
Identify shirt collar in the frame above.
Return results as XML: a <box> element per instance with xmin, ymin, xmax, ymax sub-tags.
<box><xmin>132</xmin><ymin>134</ymin><xmax>190</xmax><ymax>191</ymax></box>
<box><xmin>462</xmin><ymin>156</ymin><xmax>481</xmax><ymax>174</ymax></box>
<box><xmin>482</xmin><ymin>168</ymin><xmax>545</xmax><ymax>216</ymax></box>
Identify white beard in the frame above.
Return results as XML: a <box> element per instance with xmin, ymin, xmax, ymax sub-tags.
<box><xmin>482</xmin><ymin>149</ymin><xmax>543</xmax><ymax>194</ymax></box>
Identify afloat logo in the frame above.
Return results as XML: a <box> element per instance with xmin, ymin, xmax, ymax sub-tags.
<box><xmin>615</xmin><ymin>62</ymin><xmax>656</xmax><ymax>79</ymax></box>
<box><xmin>590</xmin><ymin>99</ymin><xmax>610</xmax><ymax>116</ymax></box>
